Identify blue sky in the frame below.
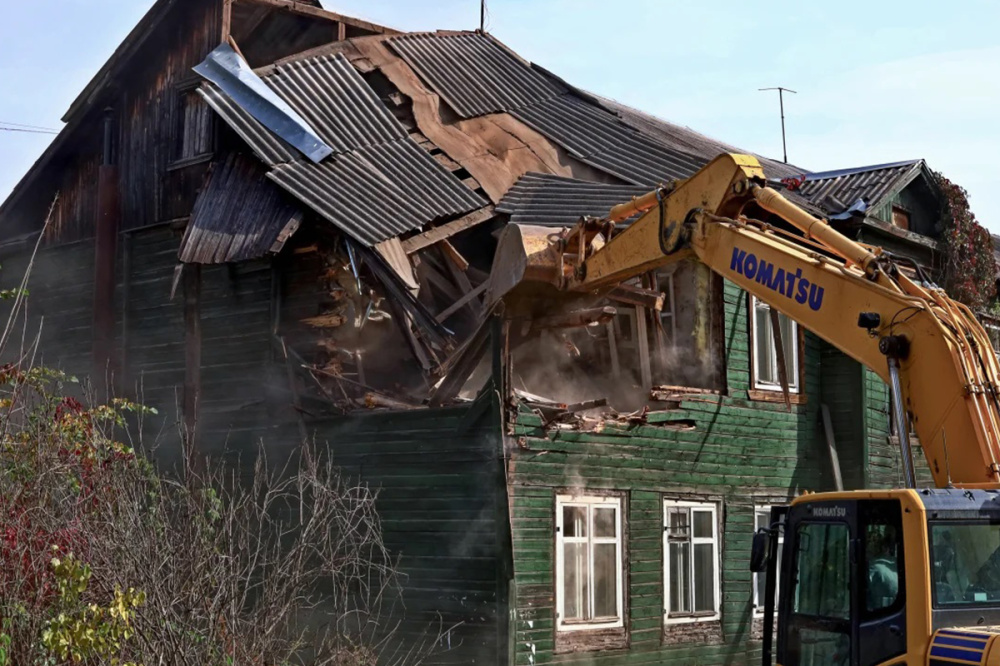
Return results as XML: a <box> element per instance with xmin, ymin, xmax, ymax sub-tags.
<box><xmin>2</xmin><ymin>1</ymin><xmax>999</xmax><ymax>229</ymax></box>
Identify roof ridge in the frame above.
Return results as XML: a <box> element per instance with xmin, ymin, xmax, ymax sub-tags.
<box><xmin>806</xmin><ymin>159</ymin><xmax>923</xmax><ymax>182</ymax></box>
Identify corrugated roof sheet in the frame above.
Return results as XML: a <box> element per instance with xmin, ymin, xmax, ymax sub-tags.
<box><xmin>198</xmin><ymin>85</ymin><xmax>295</xmax><ymax>166</ymax></box>
<box><xmin>388</xmin><ymin>32</ymin><xmax>563</xmax><ymax>118</ymax></box>
<box><xmin>180</xmin><ymin>154</ymin><xmax>303</xmax><ymax>263</ymax></box>
<box><xmin>798</xmin><ymin>160</ymin><xmax>922</xmax><ymax>214</ymax></box>
<box><xmin>496</xmin><ymin>173</ymin><xmax>650</xmax><ymax>227</ymax></box>
<box><xmin>268</xmin><ymin>141</ymin><xmax>482</xmax><ymax>245</ymax></box>
<box><xmin>199</xmin><ymin>50</ymin><xmax>485</xmax><ymax>246</ymax></box>
<box><xmin>388</xmin><ymin>32</ymin><xmax>705</xmax><ymax>187</ymax></box>
<box><xmin>512</xmin><ymin>95</ymin><xmax>706</xmax><ymax>186</ymax></box>
<box><xmin>592</xmin><ymin>94</ymin><xmax>809</xmax><ymax>182</ymax></box>
<box><xmin>264</xmin><ymin>53</ymin><xmax>408</xmax><ymax>152</ymax></box>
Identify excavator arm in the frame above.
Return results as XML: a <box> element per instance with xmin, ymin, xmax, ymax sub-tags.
<box><xmin>489</xmin><ymin>153</ymin><xmax>1000</xmax><ymax>489</ymax></box>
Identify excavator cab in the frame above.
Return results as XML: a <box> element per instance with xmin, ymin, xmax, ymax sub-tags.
<box><xmin>755</xmin><ymin>489</ymin><xmax>1000</xmax><ymax>665</ymax></box>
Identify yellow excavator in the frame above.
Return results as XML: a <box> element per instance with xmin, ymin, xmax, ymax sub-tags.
<box><xmin>487</xmin><ymin>153</ymin><xmax>1000</xmax><ymax>665</ymax></box>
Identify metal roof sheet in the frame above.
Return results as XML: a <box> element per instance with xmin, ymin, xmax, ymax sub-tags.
<box><xmin>512</xmin><ymin>95</ymin><xmax>707</xmax><ymax>186</ymax></box>
<box><xmin>388</xmin><ymin>32</ymin><xmax>563</xmax><ymax>118</ymax></box>
<box><xmin>179</xmin><ymin>154</ymin><xmax>303</xmax><ymax>263</ymax></box>
<box><xmin>267</xmin><ymin>141</ymin><xmax>484</xmax><ymax>246</ymax></box>
<box><xmin>264</xmin><ymin>53</ymin><xmax>408</xmax><ymax>153</ymax></box>
<box><xmin>199</xmin><ymin>50</ymin><xmax>486</xmax><ymax>247</ymax></box>
<box><xmin>195</xmin><ymin>43</ymin><xmax>334</xmax><ymax>163</ymax></box>
<box><xmin>496</xmin><ymin>172</ymin><xmax>650</xmax><ymax>227</ymax></box>
<box><xmin>799</xmin><ymin>160</ymin><xmax>923</xmax><ymax>214</ymax></box>
<box><xmin>387</xmin><ymin>32</ymin><xmax>705</xmax><ymax>187</ymax></box>
<box><xmin>198</xmin><ymin>85</ymin><xmax>295</xmax><ymax>166</ymax></box>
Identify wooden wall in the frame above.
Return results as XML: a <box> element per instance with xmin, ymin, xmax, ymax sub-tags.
<box><xmin>506</xmin><ymin>280</ymin><xmax>837</xmax><ymax>666</ymax></box>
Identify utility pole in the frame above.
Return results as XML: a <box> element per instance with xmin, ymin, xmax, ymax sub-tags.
<box><xmin>759</xmin><ymin>87</ymin><xmax>796</xmax><ymax>163</ymax></box>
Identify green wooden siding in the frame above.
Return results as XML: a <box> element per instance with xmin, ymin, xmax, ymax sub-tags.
<box><xmin>506</xmin><ymin>280</ymin><xmax>837</xmax><ymax>665</ymax></box>
<box><xmin>311</xmin><ymin>403</ymin><xmax>507</xmax><ymax>665</ymax></box>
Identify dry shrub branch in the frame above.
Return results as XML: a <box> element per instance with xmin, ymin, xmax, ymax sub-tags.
<box><xmin>0</xmin><ymin>364</ymin><xmax>437</xmax><ymax>665</ymax></box>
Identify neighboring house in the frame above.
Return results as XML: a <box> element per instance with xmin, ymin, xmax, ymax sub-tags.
<box><xmin>0</xmin><ymin>1</ymin><xmax>957</xmax><ymax>663</ymax></box>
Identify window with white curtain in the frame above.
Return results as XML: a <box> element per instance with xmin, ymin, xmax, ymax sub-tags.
<box><xmin>750</xmin><ymin>296</ymin><xmax>799</xmax><ymax>392</ymax></box>
<box><xmin>664</xmin><ymin>500</ymin><xmax>721</xmax><ymax>624</ymax></box>
<box><xmin>555</xmin><ymin>494</ymin><xmax>624</xmax><ymax>631</ymax></box>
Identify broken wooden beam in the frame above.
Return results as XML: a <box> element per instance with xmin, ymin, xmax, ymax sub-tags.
<box><xmin>362</xmin><ymin>392</ymin><xmax>420</xmax><ymax>410</ymax></box>
<box><xmin>607</xmin><ymin>283</ymin><xmax>665</xmax><ymax>311</ymax></box>
<box><xmin>439</xmin><ymin>239</ymin><xmax>470</xmax><ymax>272</ymax></box>
<box><xmin>436</xmin><ymin>281</ymin><xmax>487</xmax><ymax>323</ymax></box>
<box><xmin>531</xmin><ymin>306</ymin><xmax>617</xmax><ymax>331</ymax></box>
<box><xmin>402</xmin><ymin>207</ymin><xmax>495</xmax><ymax>254</ymax></box>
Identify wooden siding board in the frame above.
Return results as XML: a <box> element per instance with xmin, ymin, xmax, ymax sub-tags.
<box><xmin>507</xmin><ymin>279</ymin><xmax>831</xmax><ymax>665</ymax></box>
<box><xmin>312</xmin><ymin>404</ymin><xmax>505</xmax><ymax>665</ymax></box>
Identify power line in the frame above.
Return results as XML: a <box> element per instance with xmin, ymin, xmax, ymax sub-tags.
<box><xmin>0</xmin><ymin>126</ymin><xmax>59</xmax><ymax>135</ymax></box>
<box><xmin>0</xmin><ymin>120</ymin><xmax>60</xmax><ymax>132</ymax></box>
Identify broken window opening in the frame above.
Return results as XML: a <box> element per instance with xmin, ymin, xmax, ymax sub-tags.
<box><xmin>556</xmin><ymin>494</ymin><xmax>624</xmax><ymax>632</ymax></box>
<box><xmin>511</xmin><ymin>260</ymin><xmax>723</xmax><ymax>412</ymax></box>
<box><xmin>891</xmin><ymin>205</ymin><xmax>911</xmax><ymax>231</ymax></box>
<box><xmin>750</xmin><ymin>295</ymin><xmax>800</xmax><ymax>393</ymax></box>
<box><xmin>664</xmin><ymin>500</ymin><xmax>721</xmax><ymax>624</ymax></box>
<box><xmin>172</xmin><ymin>83</ymin><xmax>215</xmax><ymax>165</ymax></box>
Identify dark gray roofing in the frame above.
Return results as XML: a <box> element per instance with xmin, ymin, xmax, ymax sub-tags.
<box><xmin>512</xmin><ymin>95</ymin><xmax>706</xmax><ymax>186</ymax></box>
<box><xmin>496</xmin><ymin>173</ymin><xmax>650</xmax><ymax>227</ymax></box>
<box><xmin>388</xmin><ymin>32</ymin><xmax>563</xmax><ymax>118</ymax></box>
<box><xmin>798</xmin><ymin>160</ymin><xmax>923</xmax><ymax>214</ymax></box>
<box><xmin>180</xmin><ymin>154</ymin><xmax>303</xmax><ymax>264</ymax></box>
<box><xmin>388</xmin><ymin>31</ymin><xmax>706</xmax><ymax>187</ymax></box>
<box><xmin>198</xmin><ymin>50</ymin><xmax>485</xmax><ymax>246</ymax></box>
<box><xmin>268</xmin><ymin>141</ymin><xmax>483</xmax><ymax>242</ymax></box>
<box><xmin>592</xmin><ymin>95</ymin><xmax>809</xmax><ymax>182</ymax></box>
<box><xmin>265</xmin><ymin>53</ymin><xmax>408</xmax><ymax>152</ymax></box>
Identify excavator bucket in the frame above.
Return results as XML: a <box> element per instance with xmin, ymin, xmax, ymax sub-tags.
<box><xmin>484</xmin><ymin>223</ymin><xmax>608</xmax><ymax>317</ymax></box>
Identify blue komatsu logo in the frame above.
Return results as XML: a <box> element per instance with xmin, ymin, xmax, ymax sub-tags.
<box><xmin>730</xmin><ymin>247</ymin><xmax>825</xmax><ymax>312</ymax></box>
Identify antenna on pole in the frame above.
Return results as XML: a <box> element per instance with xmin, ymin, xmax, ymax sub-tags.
<box><xmin>759</xmin><ymin>87</ymin><xmax>796</xmax><ymax>163</ymax></box>
<box><xmin>480</xmin><ymin>0</ymin><xmax>486</xmax><ymax>32</ymax></box>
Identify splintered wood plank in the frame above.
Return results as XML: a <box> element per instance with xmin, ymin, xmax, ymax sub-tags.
<box><xmin>401</xmin><ymin>207</ymin><xmax>495</xmax><ymax>254</ymax></box>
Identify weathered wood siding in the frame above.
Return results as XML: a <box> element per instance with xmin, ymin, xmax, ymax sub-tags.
<box><xmin>507</xmin><ymin>281</ymin><xmax>834</xmax><ymax>666</ymax></box>
<box><xmin>819</xmin><ymin>345</ymin><xmax>865</xmax><ymax>489</ymax></box>
<box><xmin>117</xmin><ymin>226</ymin><xmax>186</xmax><ymax>465</ymax></box>
<box><xmin>0</xmin><ymin>240</ymin><xmax>95</xmax><ymax>378</ymax></box>
<box><xmin>311</xmin><ymin>404</ymin><xmax>507</xmax><ymax>665</ymax></box>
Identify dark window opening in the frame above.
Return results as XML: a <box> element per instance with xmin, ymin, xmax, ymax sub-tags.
<box><xmin>891</xmin><ymin>206</ymin><xmax>910</xmax><ymax>231</ymax></box>
<box><xmin>171</xmin><ymin>85</ymin><xmax>214</xmax><ymax>164</ymax></box>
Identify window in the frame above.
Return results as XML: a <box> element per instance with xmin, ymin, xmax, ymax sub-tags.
<box><xmin>171</xmin><ymin>84</ymin><xmax>214</xmax><ymax>164</ymax></box>
<box><xmin>788</xmin><ymin>521</ymin><xmax>851</xmax><ymax>665</ymax></box>
<box><xmin>664</xmin><ymin>500</ymin><xmax>720</xmax><ymax>623</ymax></box>
<box><xmin>891</xmin><ymin>206</ymin><xmax>910</xmax><ymax>230</ymax></box>
<box><xmin>750</xmin><ymin>296</ymin><xmax>799</xmax><ymax>392</ymax></box>
<box><xmin>930</xmin><ymin>522</ymin><xmax>1000</xmax><ymax>607</ymax></box>
<box><xmin>753</xmin><ymin>506</ymin><xmax>784</xmax><ymax>617</ymax></box>
<box><xmin>555</xmin><ymin>495</ymin><xmax>624</xmax><ymax>631</ymax></box>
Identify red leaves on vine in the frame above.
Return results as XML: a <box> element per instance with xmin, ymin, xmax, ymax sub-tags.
<box><xmin>935</xmin><ymin>171</ymin><xmax>997</xmax><ymax>310</ymax></box>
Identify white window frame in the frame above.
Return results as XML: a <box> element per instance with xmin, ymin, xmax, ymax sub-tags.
<box><xmin>752</xmin><ymin>506</ymin><xmax>784</xmax><ymax>618</ymax></box>
<box><xmin>555</xmin><ymin>494</ymin><xmax>624</xmax><ymax>632</ymax></box>
<box><xmin>750</xmin><ymin>296</ymin><xmax>800</xmax><ymax>393</ymax></box>
<box><xmin>984</xmin><ymin>322</ymin><xmax>1000</xmax><ymax>356</ymax></box>
<box><xmin>663</xmin><ymin>500</ymin><xmax>721</xmax><ymax>625</ymax></box>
